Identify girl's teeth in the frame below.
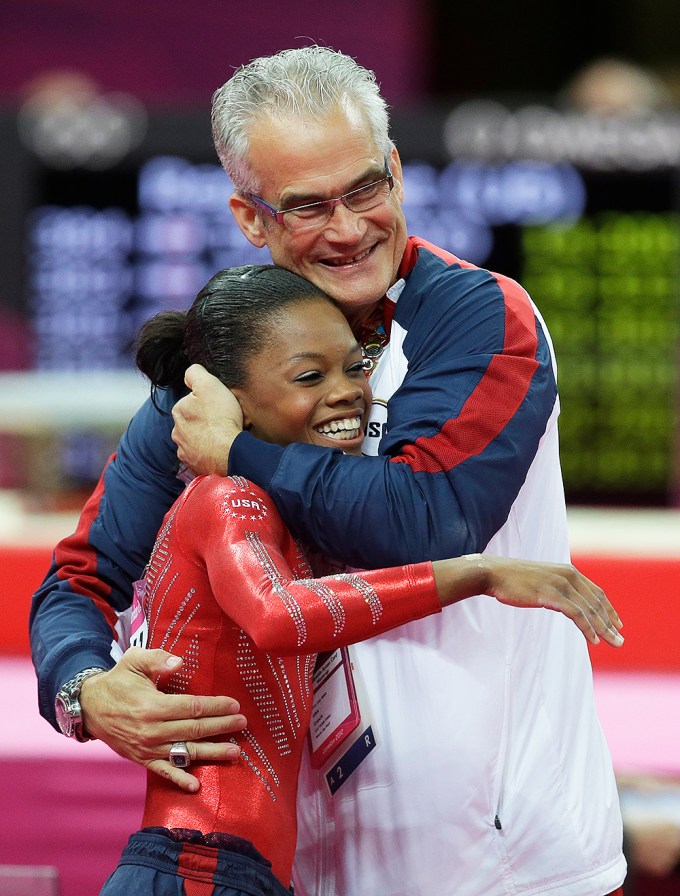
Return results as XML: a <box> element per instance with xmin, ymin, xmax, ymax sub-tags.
<box><xmin>317</xmin><ymin>417</ymin><xmax>361</xmax><ymax>438</ymax></box>
<box><xmin>325</xmin><ymin>429</ymin><xmax>359</xmax><ymax>441</ymax></box>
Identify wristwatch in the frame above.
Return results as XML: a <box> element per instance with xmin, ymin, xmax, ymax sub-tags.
<box><xmin>55</xmin><ymin>667</ymin><xmax>107</xmax><ymax>741</ymax></box>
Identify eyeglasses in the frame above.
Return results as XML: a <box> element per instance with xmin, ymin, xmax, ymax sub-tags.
<box><xmin>248</xmin><ymin>162</ymin><xmax>394</xmax><ymax>233</ymax></box>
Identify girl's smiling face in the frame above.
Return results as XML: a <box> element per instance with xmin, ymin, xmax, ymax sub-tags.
<box><xmin>233</xmin><ymin>297</ymin><xmax>371</xmax><ymax>455</ymax></box>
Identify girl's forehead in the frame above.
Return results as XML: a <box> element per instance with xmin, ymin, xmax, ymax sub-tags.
<box><xmin>252</xmin><ymin>301</ymin><xmax>354</xmax><ymax>360</ymax></box>
<box><xmin>267</xmin><ymin>297</ymin><xmax>346</xmax><ymax>331</ymax></box>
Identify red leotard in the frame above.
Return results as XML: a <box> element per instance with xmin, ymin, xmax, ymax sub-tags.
<box><xmin>140</xmin><ymin>474</ymin><xmax>441</xmax><ymax>887</ymax></box>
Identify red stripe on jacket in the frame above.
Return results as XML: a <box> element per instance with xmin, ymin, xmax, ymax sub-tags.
<box><xmin>53</xmin><ymin>453</ymin><xmax>119</xmax><ymax>633</ymax></box>
<box><xmin>390</xmin><ymin>237</ymin><xmax>540</xmax><ymax>475</ymax></box>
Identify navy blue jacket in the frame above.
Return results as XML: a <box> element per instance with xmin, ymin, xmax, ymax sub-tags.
<box><xmin>29</xmin><ymin>238</ymin><xmax>557</xmax><ymax>729</ymax></box>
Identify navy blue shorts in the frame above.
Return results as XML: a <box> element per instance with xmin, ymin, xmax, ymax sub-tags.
<box><xmin>99</xmin><ymin>828</ymin><xmax>294</xmax><ymax>896</ymax></box>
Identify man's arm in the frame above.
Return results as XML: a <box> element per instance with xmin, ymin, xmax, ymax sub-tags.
<box><xmin>30</xmin><ymin>390</ymin><xmax>184</xmax><ymax>719</ymax></box>
<box><xmin>191</xmin><ymin>262</ymin><xmax>558</xmax><ymax>568</ymax></box>
<box><xmin>29</xmin><ymin>389</ymin><xmax>246</xmax><ymax>791</ymax></box>
<box><xmin>173</xmin><ymin>257</ymin><xmax>557</xmax><ymax>568</ymax></box>
<box><xmin>171</xmin><ymin>365</ymin><xmax>243</xmax><ymax>476</ymax></box>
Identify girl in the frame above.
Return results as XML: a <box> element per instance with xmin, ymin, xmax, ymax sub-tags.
<box><xmin>100</xmin><ymin>265</ymin><xmax>621</xmax><ymax>896</ymax></box>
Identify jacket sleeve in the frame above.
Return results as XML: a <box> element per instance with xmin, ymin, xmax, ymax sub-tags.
<box><xmin>177</xmin><ymin>477</ymin><xmax>441</xmax><ymax>655</ymax></box>
<box><xmin>229</xmin><ymin>263</ymin><xmax>558</xmax><ymax>569</ymax></box>
<box><xmin>29</xmin><ymin>389</ymin><xmax>185</xmax><ymax>729</ymax></box>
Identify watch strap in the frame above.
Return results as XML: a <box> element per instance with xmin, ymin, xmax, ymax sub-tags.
<box><xmin>56</xmin><ymin>667</ymin><xmax>107</xmax><ymax>741</ymax></box>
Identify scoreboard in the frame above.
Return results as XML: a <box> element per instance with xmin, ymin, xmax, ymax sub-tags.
<box><xmin>8</xmin><ymin>104</ymin><xmax>680</xmax><ymax>504</ymax></box>
<box><xmin>523</xmin><ymin>208</ymin><xmax>679</xmax><ymax>503</ymax></box>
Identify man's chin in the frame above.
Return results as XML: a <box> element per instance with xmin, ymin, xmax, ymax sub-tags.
<box><xmin>316</xmin><ymin>270</ymin><xmax>387</xmax><ymax>310</ymax></box>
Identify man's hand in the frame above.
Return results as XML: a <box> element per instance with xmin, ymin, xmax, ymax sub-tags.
<box><xmin>80</xmin><ymin>647</ymin><xmax>247</xmax><ymax>792</ymax></box>
<box><xmin>172</xmin><ymin>364</ymin><xmax>243</xmax><ymax>476</ymax></box>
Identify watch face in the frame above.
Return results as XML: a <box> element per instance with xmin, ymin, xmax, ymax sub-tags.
<box><xmin>55</xmin><ymin>694</ymin><xmax>73</xmax><ymax>736</ymax></box>
<box><xmin>54</xmin><ymin>668</ymin><xmax>105</xmax><ymax>741</ymax></box>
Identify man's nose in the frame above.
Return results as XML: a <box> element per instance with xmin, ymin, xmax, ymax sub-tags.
<box><xmin>323</xmin><ymin>200</ymin><xmax>364</xmax><ymax>241</ymax></box>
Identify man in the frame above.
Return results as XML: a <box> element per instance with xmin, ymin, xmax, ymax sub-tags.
<box><xmin>30</xmin><ymin>47</ymin><xmax>625</xmax><ymax>896</ymax></box>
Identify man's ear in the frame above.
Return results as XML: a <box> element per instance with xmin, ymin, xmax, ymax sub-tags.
<box><xmin>389</xmin><ymin>147</ymin><xmax>405</xmax><ymax>204</ymax></box>
<box><xmin>229</xmin><ymin>194</ymin><xmax>269</xmax><ymax>249</ymax></box>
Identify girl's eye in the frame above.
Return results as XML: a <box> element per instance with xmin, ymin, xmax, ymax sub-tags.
<box><xmin>294</xmin><ymin>370</ymin><xmax>323</xmax><ymax>384</ymax></box>
<box><xmin>347</xmin><ymin>362</ymin><xmax>365</xmax><ymax>376</ymax></box>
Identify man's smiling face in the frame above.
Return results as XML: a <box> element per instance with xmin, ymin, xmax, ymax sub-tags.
<box><xmin>229</xmin><ymin>103</ymin><xmax>408</xmax><ymax>332</ymax></box>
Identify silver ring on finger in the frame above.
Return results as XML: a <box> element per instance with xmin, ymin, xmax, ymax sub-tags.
<box><xmin>168</xmin><ymin>741</ymin><xmax>191</xmax><ymax>768</ymax></box>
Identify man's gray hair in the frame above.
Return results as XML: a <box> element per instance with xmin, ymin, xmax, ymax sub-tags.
<box><xmin>211</xmin><ymin>46</ymin><xmax>394</xmax><ymax>194</ymax></box>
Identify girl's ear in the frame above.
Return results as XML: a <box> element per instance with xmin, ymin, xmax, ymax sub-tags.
<box><xmin>231</xmin><ymin>387</ymin><xmax>253</xmax><ymax>430</ymax></box>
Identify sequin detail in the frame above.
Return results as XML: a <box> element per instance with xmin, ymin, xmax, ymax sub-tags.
<box><xmin>328</xmin><ymin>573</ymin><xmax>383</xmax><ymax>624</ymax></box>
<box><xmin>241</xmin><ymin>729</ymin><xmax>280</xmax><ymax>788</ymax></box>
<box><xmin>221</xmin><ymin>479</ymin><xmax>269</xmax><ymax>523</ymax></box>
<box><xmin>291</xmin><ymin>540</ymin><xmax>314</xmax><ymax>579</ymax></box>
<box><xmin>166</xmin><ymin>633</ymin><xmax>200</xmax><ymax>694</ymax></box>
<box><xmin>299</xmin><ymin>653</ymin><xmax>315</xmax><ymax>700</ymax></box>
<box><xmin>138</xmin><ymin>504</ymin><xmax>202</xmax><ymax>693</ymax></box>
<box><xmin>228</xmin><ymin>475</ymin><xmax>249</xmax><ymax>490</ymax></box>
<box><xmin>236</xmin><ymin>631</ymin><xmax>291</xmax><ymax>757</ymax></box>
<box><xmin>304</xmin><ymin>580</ymin><xmax>347</xmax><ymax>636</ymax></box>
<box><xmin>245</xmin><ymin>531</ymin><xmax>307</xmax><ymax>646</ymax></box>
<box><xmin>264</xmin><ymin>653</ymin><xmax>302</xmax><ymax>742</ymax></box>
<box><xmin>236</xmin><ymin>744</ymin><xmax>278</xmax><ymax>803</ymax></box>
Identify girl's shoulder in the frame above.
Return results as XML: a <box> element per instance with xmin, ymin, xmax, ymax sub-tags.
<box><xmin>184</xmin><ymin>474</ymin><xmax>279</xmax><ymax>527</ymax></box>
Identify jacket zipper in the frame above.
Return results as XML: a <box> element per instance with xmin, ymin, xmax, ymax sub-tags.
<box><xmin>492</xmin><ymin>616</ymin><xmax>514</xmax><ymax>834</ymax></box>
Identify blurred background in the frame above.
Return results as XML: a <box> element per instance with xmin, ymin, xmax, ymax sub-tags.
<box><xmin>1</xmin><ymin>0</ymin><xmax>679</xmax><ymax>508</ymax></box>
<box><xmin>0</xmin><ymin>2</ymin><xmax>679</xmax><ymax>895</ymax></box>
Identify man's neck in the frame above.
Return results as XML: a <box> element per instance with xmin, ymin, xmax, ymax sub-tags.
<box><xmin>345</xmin><ymin>301</ymin><xmax>385</xmax><ymax>341</ymax></box>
